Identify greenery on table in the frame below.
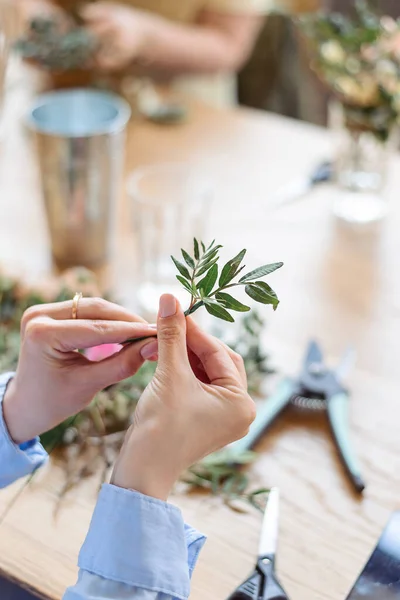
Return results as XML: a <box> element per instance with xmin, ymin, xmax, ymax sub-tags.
<box><xmin>299</xmin><ymin>0</ymin><xmax>400</xmax><ymax>141</ymax></box>
<box><xmin>0</xmin><ymin>267</ymin><xmax>275</xmax><ymax>510</ymax></box>
<box><xmin>15</xmin><ymin>14</ymin><xmax>97</xmax><ymax>71</ymax></box>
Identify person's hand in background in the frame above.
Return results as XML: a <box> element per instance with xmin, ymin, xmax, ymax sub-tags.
<box><xmin>3</xmin><ymin>298</ymin><xmax>158</xmax><ymax>444</ymax></box>
<box><xmin>112</xmin><ymin>294</ymin><xmax>256</xmax><ymax>500</ymax></box>
<box><xmin>80</xmin><ymin>2</ymin><xmax>155</xmax><ymax>71</ymax></box>
<box><xmin>18</xmin><ymin>0</ymin><xmax>64</xmax><ymax>23</ymax></box>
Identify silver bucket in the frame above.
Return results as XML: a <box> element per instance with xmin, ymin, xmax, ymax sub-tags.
<box><xmin>27</xmin><ymin>88</ymin><xmax>131</xmax><ymax>270</ymax></box>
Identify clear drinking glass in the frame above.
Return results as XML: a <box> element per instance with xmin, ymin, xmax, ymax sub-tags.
<box><xmin>330</xmin><ymin>100</ymin><xmax>397</xmax><ymax>225</ymax></box>
<box><xmin>0</xmin><ymin>1</ymin><xmax>11</xmax><ymax>128</ymax></box>
<box><xmin>127</xmin><ymin>164</ymin><xmax>212</xmax><ymax>318</ymax></box>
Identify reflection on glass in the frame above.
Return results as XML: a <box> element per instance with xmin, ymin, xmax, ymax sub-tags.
<box><xmin>127</xmin><ymin>163</ymin><xmax>212</xmax><ymax>318</ymax></box>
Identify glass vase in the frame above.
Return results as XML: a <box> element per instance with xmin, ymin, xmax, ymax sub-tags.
<box><xmin>329</xmin><ymin>100</ymin><xmax>397</xmax><ymax>225</ymax></box>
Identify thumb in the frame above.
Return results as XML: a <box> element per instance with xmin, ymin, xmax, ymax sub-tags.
<box><xmin>157</xmin><ymin>294</ymin><xmax>189</xmax><ymax>373</ymax></box>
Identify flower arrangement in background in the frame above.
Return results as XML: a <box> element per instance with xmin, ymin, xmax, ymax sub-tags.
<box><xmin>299</xmin><ymin>0</ymin><xmax>400</xmax><ymax>141</ymax></box>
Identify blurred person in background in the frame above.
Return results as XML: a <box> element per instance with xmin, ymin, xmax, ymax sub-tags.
<box><xmin>18</xmin><ymin>0</ymin><xmax>271</xmax><ymax>106</ymax></box>
<box><xmin>239</xmin><ymin>0</ymin><xmax>400</xmax><ymax>124</ymax></box>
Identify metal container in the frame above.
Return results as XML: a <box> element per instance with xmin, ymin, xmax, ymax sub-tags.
<box><xmin>27</xmin><ymin>88</ymin><xmax>131</xmax><ymax>270</ymax></box>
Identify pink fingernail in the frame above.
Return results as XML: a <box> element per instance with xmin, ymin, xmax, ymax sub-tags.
<box><xmin>148</xmin><ymin>324</ymin><xmax>157</xmax><ymax>329</ymax></box>
<box><xmin>140</xmin><ymin>340</ymin><xmax>159</xmax><ymax>359</ymax></box>
<box><xmin>159</xmin><ymin>294</ymin><xmax>177</xmax><ymax>318</ymax></box>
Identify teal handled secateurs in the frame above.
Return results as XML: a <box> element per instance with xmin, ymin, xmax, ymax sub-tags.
<box><xmin>230</xmin><ymin>341</ymin><xmax>365</xmax><ymax>493</ymax></box>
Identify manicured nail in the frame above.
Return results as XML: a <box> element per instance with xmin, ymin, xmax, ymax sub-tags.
<box><xmin>140</xmin><ymin>340</ymin><xmax>159</xmax><ymax>359</ymax></box>
<box><xmin>148</xmin><ymin>323</ymin><xmax>157</xmax><ymax>329</ymax></box>
<box><xmin>159</xmin><ymin>294</ymin><xmax>177</xmax><ymax>318</ymax></box>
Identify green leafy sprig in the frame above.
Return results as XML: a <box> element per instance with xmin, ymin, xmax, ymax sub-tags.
<box><xmin>172</xmin><ymin>239</ymin><xmax>283</xmax><ymax>322</ymax></box>
<box><xmin>184</xmin><ymin>450</ymin><xmax>270</xmax><ymax>512</ymax></box>
<box><xmin>15</xmin><ymin>16</ymin><xmax>97</xmax><ymax>71</ymax></box>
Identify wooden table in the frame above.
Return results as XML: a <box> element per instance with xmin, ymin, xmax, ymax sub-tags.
<box><xmin>0</xmin><ymin>73</ymin><xmax>400</xmax><ymax>600</ymax></box>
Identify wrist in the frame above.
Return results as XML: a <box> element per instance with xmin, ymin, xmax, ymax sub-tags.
<box><xmin>2</xmin><ymin>379</ymin><xmax>31</xmax><ymax>445</ymax></box>
<box><xmin>111</xmin><ymin>424</ymin><xmax>181</xmax><ymax>501</ymax></box>
<box><xmin>132</xmin><ymin>15</ymin><xmax>161</xmax><ymax>67</ymax></box>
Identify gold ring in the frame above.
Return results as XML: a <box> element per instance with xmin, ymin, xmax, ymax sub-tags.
<box><xmin>72</xmin><ymin>292</ymin><xmax>83</xmax><ymax>319</ymax></box>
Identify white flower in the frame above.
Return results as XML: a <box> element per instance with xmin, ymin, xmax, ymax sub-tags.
<box><xmin>392</xmin><ymin>95</ymin><xmax>400</xmax><ymax>116</ymax></box>
<box><xmin>377</xmin><ymin>60</ymin><xmax>399</xmax><ymax>95</ymax></box>
<box><xmin>380</xmin><ymin>16</ymin><xmax>398</xmax><ymax>34</ymax></box>
<box><xmin>345</xmin><ymin>57</ymin><xmax>361</xmax><ymax>75</ymax></box>
<box><xmin>321</xmin><ymin>40</ymin><xmax>346</xmax><ymax>65</ymax></box>
<box><xmin>335</xmin><ymin>75</ymin><xmax>380</xmax><ymax>106</ymax></box>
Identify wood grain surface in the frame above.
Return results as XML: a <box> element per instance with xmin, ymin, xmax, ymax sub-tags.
<box><xmin>0</xmin><ymin>69</ymin><xmax>399</xmax><ymax>600</ymax></box>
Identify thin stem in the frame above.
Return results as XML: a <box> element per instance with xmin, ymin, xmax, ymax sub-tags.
<box><xmin>188</xmin><ymin>250</ymin><xmax>203</xmax><ymax>310</ymax></box>
<box><xmin>209</xmin><ymin>282</ymin><xmax>240</xmax><ymax>297</ymax></box>
<box><xmin>123</xmin><ymin>334</ymin><xmax>157</xmax><ymax>344</ymax></box>
<box><xmin>184</xmin><ymin>301</ymin><xmax>204</xmax><ymax>316</ymax></box>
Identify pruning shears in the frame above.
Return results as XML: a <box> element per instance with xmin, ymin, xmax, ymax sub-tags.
<box><xmin>230</xmin><ymin>341</ymin><xmax>365</xmax><ymax>493</ymax></box>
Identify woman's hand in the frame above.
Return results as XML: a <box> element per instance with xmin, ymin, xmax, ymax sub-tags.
<box><xmin>18</xmin><ymin>0</ymin><xmax>64</xmax><ymax>23</ymax></box>
<box><xmin>112</xmin><ymin>294</ymin><xmax>256</xmax><ymax>500</ymax></box>
<box><xmin>3</xmin><ymin>298</ymin><xmax>158</xmax><ymax>444</ymax></box>
<box><xmin>81</xmin><ymin>2</ymin><xmax>155</xmax><ymax>71</ymax></box>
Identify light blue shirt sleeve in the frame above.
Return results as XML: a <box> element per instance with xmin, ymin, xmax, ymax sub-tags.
<box><xmin>64</xmin><ymin>485</ymin><xmax>206</xmax><ymax>600</ymax></box>
<box><xmin>0</xmin><ymin>371</ymin><xmax>206</xmax><ymax>600</ymax></box>
<box><xmin>0</xmin><ymin>372</ymin><xmax>48</xmax><ymax>488</ymax></box>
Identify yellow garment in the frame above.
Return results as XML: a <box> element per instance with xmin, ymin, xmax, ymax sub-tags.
<box><xmin>104</xmin><ymin>0</ymin><xmax>272</xmax><ymax>106</ymax></box>
<box><xmin>105</xmin><ymin>0</ymin><xmax>272</xmax><ymax>22</ymax></box>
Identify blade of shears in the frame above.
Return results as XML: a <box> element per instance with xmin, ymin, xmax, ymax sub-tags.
<box><xmin>258</xmin><ymin>488</ymin><xmax>279</xmax><ymax>559</ymax></box>
<box><xmin>303</xmin><ymin>340</ymin><xmax>324</xmax><ymax>370</ymax></box>
<box><xmin>335</xmin><ymin>346</ymin><xmax>356</xmax><ymax>383</ymax></box>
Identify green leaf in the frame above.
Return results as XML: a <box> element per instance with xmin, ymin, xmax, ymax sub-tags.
<box><xmin>196</xmin><ymin>257</ymin><xmax>219</xmax><ymax>277</ymax></box>
<box><xmin>207</xmin><ymin>239</ymin><xmax>216</xmax><ymax>250</ymax></box>
<box><xmin>198</xmin><ymin>263</ymin><xmax>218</xmax><ymax>296</ymax></box>
<box><xmin>249</xmin><ymin>488</ymin><xmax>270</xmax><ymax>496</ymax></box>
<box><xmin>193</xmin><ymin>238</ymin><xmax>200</xmax><ymax>261</ymax></box>
<box><xmin>199</xmin><ymin>245</ymin><xmax>222</xmax><ymax>265</ymax></box>
<box><xmin>176</xmin><ymin>275</ymin><xmax>193</xmax><ymax>294</ymax></box>
<box><xmin>184</xmin><ymin>300</ymin><xmax>203</xmax><ymax>316</ymax></box>
<box><xmin>219</xmin><ymin>249</ymin><xmax>247</xmax><ymax>287</ymax></box>
<box><xmin>181</xmin><ymin>248</ymin><xmax>195</xmax><ymax>269</ymax></box>
<box><xmin>200</xmin><ymin>450</ymin><xmax>255</xmax><ymax>467</ymax></box>
<box><xmin>171</xmin><ymin>256</ymin><xmax>191</xmax><ymax>280</ymax></box>
<box><xmin>204</xmin><ymin>298</ymin><xmax>235</xmax><ymax>322</ymax></box>
<box><xmin>239</xmin><ymin>262</ymin><xmax>284</xmax><ymax>283</ymax></box>
<box><xmin>211</xmin><ymin>470</ymin><xmax>221</xmax><ymax>494</ymax></box>
<box><xmin>245</xmin><ymin>281</ymin><xmax>279</xmax><ymax>310</ymax></box>
<box><xmin>201</xmin><ymin>241</ymin><xmax>206</xmax><ymax>253</ymax></box>
<box><xmin>216</xmin><ymin>292</ymin><xmax>250</xmax><ymax>312</ymax></box>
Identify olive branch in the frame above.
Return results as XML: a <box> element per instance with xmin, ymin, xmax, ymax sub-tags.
<box><xmin>172</xmin><ymin>239</ymin><xmax>283</xmax><ymax>322</ymax></box>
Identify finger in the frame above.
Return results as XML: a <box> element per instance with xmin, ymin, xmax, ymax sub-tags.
<box><xmin>221</xmin><ymin>344</ymin><xmax>247</xmax><ymax>387</ymax></box>
<box><xmin>21</xmin><ymin>298</ymin><xmax>149</xmax><ymax>335</ymax></box>
<box><xmin>188</xmin><ymin>347</ymin><xmax>209</xmax><ymax>384</ymax></box>
<box><xmin>80</xmin><ymin>3</ymin><xmax>113</xmax><ymax>22</ymax></box>
<box><xmin>186</xmin><ymin>318</ymin><xmax>243</xmax><ymax>387</ymax></box>
<box><xmin>156</xmin><ymin>295</ymin><xmax>190</xmax><ymax>373</ymax></box>
<box><xmin>95</xmin><ymin>52</ymin><xmax>126</xmax><ymax>72</ymax></box>
<box><xmin>87</xmin><ymin>21</ymin><xmax>114</xmax><ymax>37</ymax></box>
<box><xmin>80</xmin><ymin>338</ymin><xmax>157</xmax><ymax>389</ymax></box>
<box><xmin>24</xmin><ymin>317</ymin><xmax>157</xmax><ymax>352</ymax></box>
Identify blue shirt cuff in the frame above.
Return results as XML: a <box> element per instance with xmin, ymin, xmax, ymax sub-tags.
<box><xmin>0</xmin><ymin>372</ymin><xmax>48</xmax><ymax>488</ymax></box>
<box><xmin>79</xmin><ymin>484</ymin><xmax>206</xmax><ymax>600</ymax></box>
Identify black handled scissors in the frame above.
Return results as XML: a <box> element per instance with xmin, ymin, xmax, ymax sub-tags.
<box><xmin>226</xmin><ymin>488</ymin><xmax>289</xmax><ymax>600</ymax></box>
<box><xmin>230</xmin><ymin>341</ymin><xmax>365</xmax><ymax>494</ymax></box>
